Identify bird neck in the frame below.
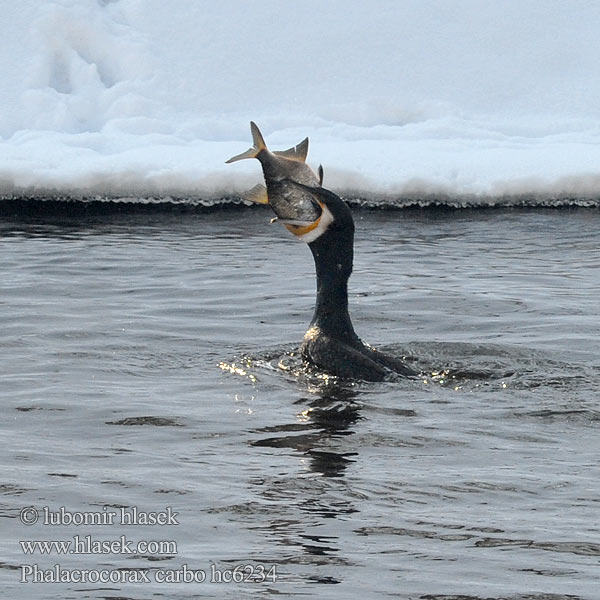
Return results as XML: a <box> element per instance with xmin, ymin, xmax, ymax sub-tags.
<box><xmin>308</xmin><ymin>229</ymin><xmax>358</xmax><ymax>342</ymax></box>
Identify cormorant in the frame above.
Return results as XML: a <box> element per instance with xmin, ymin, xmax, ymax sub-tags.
<box><xmin>226</xmin><ymin>122</ymin><xmax>415</xmax><ymax>381</ymax></box>
<box><xmin>286</xmin><ymin>182</ymin><xmax>416</xmax><ymax>381</ymax></box>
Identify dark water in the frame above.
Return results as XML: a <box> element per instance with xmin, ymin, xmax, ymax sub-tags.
<box><xmin>1</xmin><ymin>205</ymin><xmax>599</xmax><ymax>599</ymax></box>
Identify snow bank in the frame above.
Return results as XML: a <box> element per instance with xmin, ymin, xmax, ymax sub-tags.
<box><xmin>2</xmin><ymin>0</ymin><xmax>600</xmax><ymax>202</ymax></box>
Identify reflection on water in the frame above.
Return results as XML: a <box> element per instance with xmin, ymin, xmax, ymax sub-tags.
<box><xmin>1</xmin><ymin>207</ymin><xmax>599</xmax><ymax>599</ymax></box>
<box><xmin>254</xmin><ymin>383</ymin><xmax>362</xmax><ymax>477</ymax></box>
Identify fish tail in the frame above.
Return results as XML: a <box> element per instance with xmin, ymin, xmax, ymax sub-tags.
<box><xmin>225</xmin><ymin>121</ymin><xmax>267</xmax><ymax>163</ymax></box>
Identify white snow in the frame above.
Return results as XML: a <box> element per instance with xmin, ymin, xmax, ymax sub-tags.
<box><xmin>2</xmin><ymin>0</ymin><xmax>600</xmax><ymax>202</ymax></box>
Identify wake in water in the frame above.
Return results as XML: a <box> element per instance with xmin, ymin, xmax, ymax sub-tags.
<box><xmin>218</xmin><ymin>341</ymin><xmax>597</xmax><ymax>397</ymax></box>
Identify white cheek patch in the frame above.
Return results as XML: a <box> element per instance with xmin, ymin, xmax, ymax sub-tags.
<box><xmin>297</xmin><ymin>204</ymin><xmax>334</xmax><ymax>244</ymax></box>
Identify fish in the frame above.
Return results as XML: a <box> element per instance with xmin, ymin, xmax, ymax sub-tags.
<box><xmin>226</xmin><ymin>122</ymin><xmax>324</xmax><ymax>228</ymax></box>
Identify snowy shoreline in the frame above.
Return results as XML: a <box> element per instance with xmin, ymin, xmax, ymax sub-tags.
<box><xmin>2</xmin><ymin>1</ymin><xmax>600</xmax><ymax>202</ymax></box>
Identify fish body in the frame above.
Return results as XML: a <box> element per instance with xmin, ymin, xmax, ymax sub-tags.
<box><xmin>226</xmin><ymin>122</ymin><xmax>323</xmax><ymax>226</ymax></box>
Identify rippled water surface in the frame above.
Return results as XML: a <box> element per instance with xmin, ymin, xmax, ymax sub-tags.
<box><xmin>1</xmin><ymin>205</ymin><xmax>599</xmax><ymax>599</ymax></box>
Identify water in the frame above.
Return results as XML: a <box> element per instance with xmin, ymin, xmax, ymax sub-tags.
<box><xmin>1</xmin><ymin>203</ymin><xmax>599</xmax><ymax>599</ymax></box>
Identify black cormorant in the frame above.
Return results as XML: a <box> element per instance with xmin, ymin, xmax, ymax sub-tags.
<box><xmin>286</xmin><ymin>182</ymin><xmax>416</xmax><ymax>381</ymax></box>
<box><xmin>226</xmin><ymin>122</ymin><xmax>415</xmax><ymax>381</ymax></box>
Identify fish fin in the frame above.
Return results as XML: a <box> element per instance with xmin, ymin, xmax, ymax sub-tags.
<box><xmin>225</xmin><ymin>121</ymin><xmax>268</xmax><ymax>163</ymax></box>
<box><xmin>225</xmin><ymin>148</ymin><xmax>259</xmax><ymax>163</ymax></box>
<box><xmin>273</xmin><ymin>137</ymin><xmax>309</xmax><ymax>162</ymax></box>
<box><xmin>318</xmin><ymin>164</ymin><xmax>324</xmax><ymax>186</ymax></box>
<box><xmin>250</xmin><ymin>121</ymin><xmax>267</xmax><ymax>150</ymax></box>
<box><xmin>279</xmin><ymin>218</ymin><xmax>315</xmax><ymax>227</ymax></box>
<box><xmin>242</xmin><ymin>184</ymin><xmax>269</xmax><ymax>204</ymax></box>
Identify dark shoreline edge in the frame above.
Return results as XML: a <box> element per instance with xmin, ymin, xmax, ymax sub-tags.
<box><xmin>1</xmin><ymin>195</ymin><xmax>599</xmax><ymax>218</ymax></box>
